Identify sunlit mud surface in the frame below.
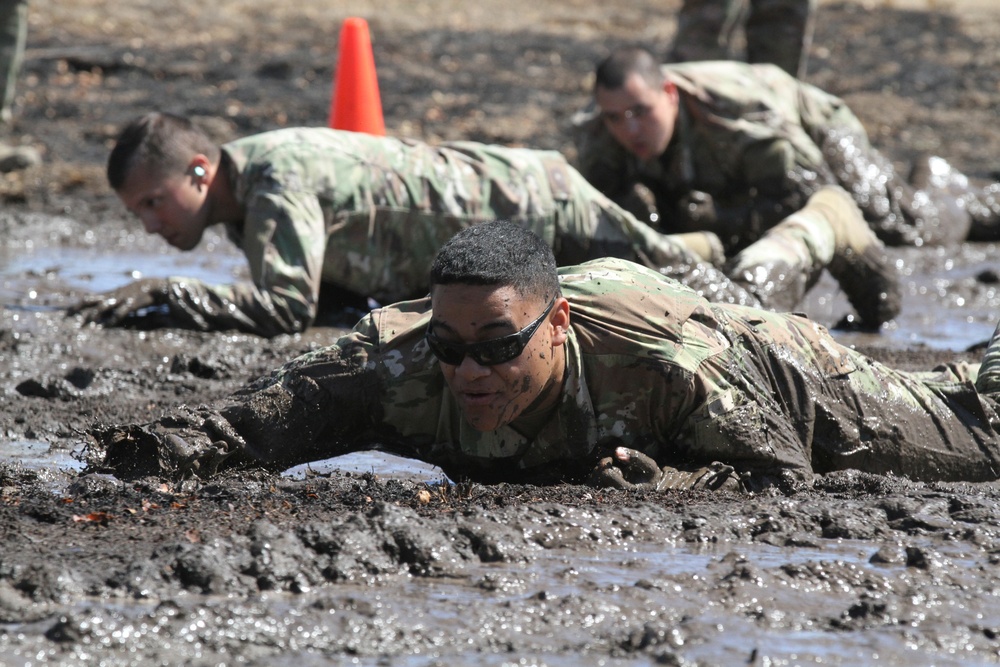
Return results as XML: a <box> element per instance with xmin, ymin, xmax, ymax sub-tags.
<box><xmin>3</xmin><ymin>0</ymin><xmax>1000</xmax><ymax>664</ymax></box>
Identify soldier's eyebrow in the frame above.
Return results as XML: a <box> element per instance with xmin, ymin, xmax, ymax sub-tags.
<box><xmin>427</xmin><ymin>315</ymin><xmax>516</xmax><ymax>339</ymax></box>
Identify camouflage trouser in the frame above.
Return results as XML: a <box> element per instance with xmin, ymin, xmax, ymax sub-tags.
<box><xmin>724</xmin><ymin>198</ymin><xmax>834</xmax><ymax>312</ymax></box>
<box><xmin>0</xmin><ymin>0</ymin><xmax>26</xmax><ymax>123</ymax></box>
<box><xmin>629</xmin><ymin>184</ymin><xmax>887</xmax><ymax>320</ymax></box>
<box><xmin>697</xmin><ymin>307</ymin><xmax>1000</xmax><ymax>486</ymax></box>
<box><xmin>669</xmin><ymin>0</ymin><xmax>817</xmax><ymax>78</ymax></box>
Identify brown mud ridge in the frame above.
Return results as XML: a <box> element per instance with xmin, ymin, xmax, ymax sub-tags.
<box><xmin>2</xmin><ymin>0</ymin><xmax>1000</xmax><ymax>664</ymax></box>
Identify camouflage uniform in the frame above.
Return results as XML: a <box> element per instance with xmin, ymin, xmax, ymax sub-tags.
<box><xmin>575</xmin><ymin>60</ymin><xmax>999</xmax><ymax>250</ymax></box>
<box><xmin>156</xmin><ymin>127</ymin><xmax>874</xmax><ymax>338</ymax></box>
<box><xmin>111</xmin><ymin>257</ymin><xmax>996</xmax><ymax>489</ymax></box>
<box><xmin>669</xmin><ymin>0</ymin><xmax>817</xmax><ymax>78</ymax></box>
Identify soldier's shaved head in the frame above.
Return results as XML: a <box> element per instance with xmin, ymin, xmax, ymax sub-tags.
<box><xmin>430</xmin><ymin>220</ymin><xmax>561</xmax><ymax>303</ymax></box>
<box><xmin>594</xmin><ymin>47</ymin><xmax>665</xmax><ymax>92</ymax></box>
<box><xmin>107</xmin><ymin>112</ymin><xmax>220</xmax><ymax>191</ymax></box>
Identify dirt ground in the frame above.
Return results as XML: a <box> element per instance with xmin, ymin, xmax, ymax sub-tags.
<box><xmin>2</xmin><ymin>0</ymin><xmax>1000</xmax><ymax>664</ymax></box>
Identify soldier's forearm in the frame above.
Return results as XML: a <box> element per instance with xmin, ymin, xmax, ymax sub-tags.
<box><xmin>221</xmin><ymin>342</ymin><xmax>383</xmax><ymax>468</ymax></box>
<box><xmin>164</xmin><ymin>279</ymin><xmax>310</xmax><ymax>338</ymax></box>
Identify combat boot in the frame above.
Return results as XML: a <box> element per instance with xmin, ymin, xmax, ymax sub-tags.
<box><xmin>815</xmin><ymin>186</ymin><xmax>902</xmax><ymax>328</ymax></box>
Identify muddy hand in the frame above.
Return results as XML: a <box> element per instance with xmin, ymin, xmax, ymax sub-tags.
<box><xmin>589</xmin><ymin>447</ymin><xmax>665</xmax><ymax>490</ymax></box>
<box><xmin>590</xmin><ymin>448</ymin><xmax>744</xmax><ymax>492</ymax></box>
<box><xmin>68</xmin><ymin>277</ymin><xmax>170</xmax><ymax>326</ymax></box>
<box><xmin>162</xmin><ymin>433</ymin><xmax>237</xmax><ymax>478</ymax></box>
<box><xmin>92</xmin><ymin>407</ymin><xmax>247</xmax><ymax>480</ymax></box>
<box><xmin>658</xmin><ymin>461</ymin><xmax>743</xmax><ymax>492</ymax></box>
<box><xmin>157</xmin><ymin>411</ymin><xmax>248</xmax><ymax>477</ymax></box>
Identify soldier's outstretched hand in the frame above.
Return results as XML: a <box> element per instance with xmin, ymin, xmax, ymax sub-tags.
<box><xmin>589</xmin><ymin>446</ymin><xmax>744</xmax><ymax>492</ymax></box>
<box><xmin>87</xmin><ymin>406</ymin><xmax>248</xmax><ymax>480</ymax></box>
<box><xmin>69</xmin><ymin>277</ymin><xmax>171</xmax><ymax>326</ymax></box>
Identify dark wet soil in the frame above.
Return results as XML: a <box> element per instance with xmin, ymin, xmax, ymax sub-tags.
<box><xmin>3</xmin><ymin>1</ymin><xmax>1000</xmax><ymax>664</ymax></box>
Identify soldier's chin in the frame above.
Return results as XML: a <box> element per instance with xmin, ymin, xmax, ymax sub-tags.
<box><xmin>460</xmin><ymin>406</ymin><xmax>516</xmax><ymax>433</ymax></box>
<box><xmin>629</xmin><ymin>144</ymin><xmax>654</xmax><ymax>162</ymax></box>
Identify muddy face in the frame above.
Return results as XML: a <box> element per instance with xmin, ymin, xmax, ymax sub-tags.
<box><xmin>428</xmin><ymin>283</ymin><xmax>568</xmax><ymax>431</ymax></box>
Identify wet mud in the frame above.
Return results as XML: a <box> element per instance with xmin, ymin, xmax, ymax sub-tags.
<box><xmin>3</xmin><ymin>0</ymin><xmax>1000</xmax><ymax>664</ymax></box>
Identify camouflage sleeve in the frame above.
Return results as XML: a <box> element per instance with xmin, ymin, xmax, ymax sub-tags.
<box><xmin>160</xmin><ymin>189</ymin><xmax>328</xmax><ymax>337</ymax></box>
<box><xmin>217</xmin><ymin>317</ymin><xmax>385</xmax><ymax>469</ymax></box>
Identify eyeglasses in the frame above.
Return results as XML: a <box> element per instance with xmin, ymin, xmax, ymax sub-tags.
<box><xmin>425</xmin><ymin>298</ymin><xmax>556</xmax><ymax>366</ymax></box>
<box><xmin>599</xmin><ymin>103</ymin><xmax>652</xmax><ymax>126</ymax></box>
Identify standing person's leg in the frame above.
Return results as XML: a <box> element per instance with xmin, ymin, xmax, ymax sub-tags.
<box><xmin>0</xmin><ymin>0</ymin><xmax>26</xmax><ymax>124</ymax></box>
<box><xmin>668</xmin><ymin>0</ymin><xmax>747</xmax><ymax>63</ymax></box>
<box><xmin>745</xmin><ymin>0</ymin><xmax>816</xmax><ymax>78</ymax></box>
<box><xmin>0</xmin><ymin>0</ymin><xmax>39</xmax><ymax>172</ymax></box>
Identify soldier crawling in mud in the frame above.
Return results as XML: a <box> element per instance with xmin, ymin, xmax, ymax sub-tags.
<box><xmin>69</xmin><ymin>111</ymin><xmax>899</xmax><ymax>337</ymax></box>
<box><xmin>573</xmin><ymin>46</ymin><xmax>1000</xmax><ymax>251</ymax></box>
<box><xmin>95</xmin><ymin>220</ymin><xmax>1000</xmax><ymax>493</ymax></box>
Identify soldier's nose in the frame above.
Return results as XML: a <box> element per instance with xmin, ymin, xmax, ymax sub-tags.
<box><xmin>454</xmin><ymin>355</ymin><xmax>491</xmax><ymax>380</ymax></box>
<box><xmin>142</xmin><ymin>215</ymin><xmax>163</xmax><ymax>235</ymax></box>
<box><xmin>623</xmin><ymin>116</ymin><xmax>642</xmax><ymax>135</ymax></box>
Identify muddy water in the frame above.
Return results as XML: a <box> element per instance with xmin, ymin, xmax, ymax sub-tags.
<box><xmin>0</xmin><ymin>537</ymin><xmax>966</xmax><ymax>666</ymax></box>
<box><xmin>2</xmin><ymin>477</ymin><xmax>998</xmax><ymax>666</ymax></box>
<box><xmin>4</xmin><ymin>0</ymin><xmax>1000</xmax><ymax>660</ymax></box>
<box><xmin>0</xmin><ymin>226</ymin><xmax>248</xmax><ymax>310</ymax></box>
<box><xmin>805</xmin><ymin>244</ymin><xmax>1000</xmax><ymax>352</ymax></box>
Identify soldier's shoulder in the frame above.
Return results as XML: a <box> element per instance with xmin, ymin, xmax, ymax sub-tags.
<box><xmin>560</xmin><ymin>258</ymin><xmax>701</xmax><ymax>304</ymax></box>
<box><xmin>226</xmin><ymin>126</ymin><xmax>402</xmax><ymax>159</ymax></box>
<box><xmin>665</xmin><ymin>60</ymin><xmax>787</xmax><ymax>95</ymax></box>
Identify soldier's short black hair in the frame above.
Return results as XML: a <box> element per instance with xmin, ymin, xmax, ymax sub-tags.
<box><xmin>107</xmin><ymin>112</ymin><xmax>221</xmax><ymax>191</ymax></box>
<box><xmin>594</xmin><ymin>46</ymin><xmax>665</xmax><ymax>92</ymax></box>
<box><xmin>430</xmin><ymin>221</ymin><xmax>561</xmax><ymax>302</ymax></box>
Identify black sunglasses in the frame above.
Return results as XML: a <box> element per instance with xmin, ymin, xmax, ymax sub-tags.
<box><xmin>425</xmin><ymin>298</ymin><xmax>556</xmax><ymax>366</ymax></box>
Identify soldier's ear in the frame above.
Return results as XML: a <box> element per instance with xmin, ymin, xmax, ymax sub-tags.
<box><xmin>550</xmin><ymin>298</ymin><xmax>570</xmax><ymax>346</ymax></box>
<box><xmin>188</xmin><ymin>155</ymin><xmax>212</xmax><ymax>186</ymax></box>
<box><xmin>662</xmin><ymin>80</ymin><xmax>678</xmax><ymax>103</ymax></box>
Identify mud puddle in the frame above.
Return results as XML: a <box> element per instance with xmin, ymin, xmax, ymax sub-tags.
<box><xmin>285</xmin><ymin>452</ymin><xmax>448</xmax><ymax>482</ymax></box>
<box><xmin>803</xmin><ymin>244</ymin><xmax>1000</xmax><ymax>351</ymax></box>
<box><xmin>0</xmin><ymin>534</ymin><xmax>972</xmax><ymax>666</ymax></box>
<box><xmin>0</xmin><ymin>228</ymin><xmax>247</xmax><ymax>310</ymax></box>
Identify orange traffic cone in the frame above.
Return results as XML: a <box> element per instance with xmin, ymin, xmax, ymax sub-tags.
<box><xmin>328</xmin><ymin>17</ymin><xmax>386</xmax><ymax>135</ymax></box>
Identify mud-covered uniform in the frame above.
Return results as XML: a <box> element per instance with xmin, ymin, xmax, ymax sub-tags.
<box><xmin>669</xmin><ymin>0</ymin><xmax>817</xmax><ymax>78</ymax></box>
<box><xmin>104</xmin><ymin>258</ymin><xmax>998</xmax><ymax>490</ymax></box>
<box><xmin>576</xmin><ymin>60</ymin><xmax>1000</xmax><ymax>250</ymax></box>
<box><xmin>153</xmin><ymin>128</ymin><xmax>733</xmax><ymax>338</ymax></box>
